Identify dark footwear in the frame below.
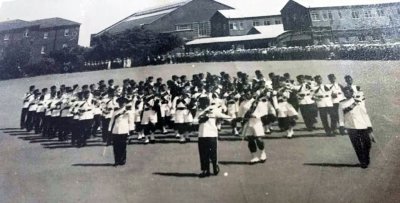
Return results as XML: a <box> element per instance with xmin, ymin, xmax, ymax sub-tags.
<box><xmin>360</xmin><ymin>163</ymin><xmax>368</xmax><ymax>169</ymax></box>
<box><xmin>198</xmin><ymin>171</ymin><xmax>210</xmax><ymax>178</ymax></box>
<box><xmin>213</xmin><ymin>165</ymin><xmax>220</xmax><ymax>176</ymax></box>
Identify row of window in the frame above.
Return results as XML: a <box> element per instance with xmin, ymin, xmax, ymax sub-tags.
<box><xmin>311</xmin><ymin>8</ymin><xmax>389</xmax><ymax>21</ymax></box>
<box><xmin>229</xmin><ymin>20</ymin><xmax>281</xmax><ymax>30</ymax></box>
<box><xmin>3</xmin><ymin>29</ymin><xmax>72</xmax><ymax>41</ymax></box>
<box><xmin>175</xmin><ymin>22</ymin><xmax>210</xmax><ymax>37</ymax></box>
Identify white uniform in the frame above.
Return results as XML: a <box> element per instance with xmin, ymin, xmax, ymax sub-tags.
<box><xmin>108</xmin><ymin>108</ymin><xmax>133</xmax><ymax>135</ymax></box>
<box><xmin>141</xmin><ymin>95</ymin><xmax>158</xmax><ymax>125</ymax></box>
<box><xmin>338</xmin><ymin>98</ymin><xmax>372</xmax><ymax>129</ymax></box>
<box><xmin>198</xmin><ymin>106</ymin><xmax>232</xmax><ymax>138</ymax></box>
<box><xmin>328</xmin><ymin>83</ymin><xmax>345</xmax><ymax>104</ymax></box>
<box><xmin>313</xmin><ymin>84</ymin><xmax>333</xmax><ymax>108</ymax></box>
<box><xmin>294</xmin><ymin>83</ymin><xmax>315</xmax><ymax>105</ymax></box>
<box><xmin>238</xmin><ymin>98</ymin><xmax>265</xmax><ymax>137</ymax></box>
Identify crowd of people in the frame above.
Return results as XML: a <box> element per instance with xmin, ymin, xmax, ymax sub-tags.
<box><xmin>19</xmin><ymin>70</ymin><xmax>375</xmax><ymax>176</ymax></box>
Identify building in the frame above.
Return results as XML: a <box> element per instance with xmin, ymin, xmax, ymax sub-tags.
<box><xmin>0</xmin><ymin>17</ymin><xmax>80</xmax><ymax>62</ymax></box>
<box><xmin>210</xmin><ymin>10</ymin><xmax>282</xmax><ymax>37</ymax></box>
<box><xmin>186</xmin><ymin>24</ymin><xmax>285</xmax><ymax>51</ymax></box>
<box><xmin>91</xmin><ymin>0</ymin><xmax>233</xmax><ymax>45</ymax></box>
<box><xmin>280</xmin><ymin>0</ymin><xmax>400</xmax><ymax>46</ymax></box>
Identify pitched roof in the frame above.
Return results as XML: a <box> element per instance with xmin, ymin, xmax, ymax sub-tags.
<box><xmin>186</xmin><ymin>24</ymin><xmax>285</xmax><ymax>45</ymax></box>
<box><xmin>31</xmin><ymin>17</ymin><xmax>80</xmax><ymax>29</ymax></box>
<box><xmin>292</xmin><ymin>0</ymin><xmax>400</xmax><ymax>8</ymax></box>
<box><xmin>217</xmin><ymin>10</ymin><xmax>280</xmax><ymax>19</ymax></box>
<box><xmin>0</xmin><ymin>19</ymin><xmax>35</xmax><ymax>32</ymax></box>
<box><xmin>97</xmin><ymin>0</ymin><xmax>191</xmax><ymax>35</ymax></box>
<box><xmin>249</xmin><ymin>24</ymin><xmax>286</xmax><ymax>36</ymax></box>
<box><xmin>0</xmin><ymin>17</ymin><xmax>80</xmax><ymax>32</ymax></box>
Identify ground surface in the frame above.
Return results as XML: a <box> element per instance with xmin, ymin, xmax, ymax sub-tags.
<box><xmin>0</xmin><ymin>61</ymin><xmax>399</xmax><ymax>203</ymax></box>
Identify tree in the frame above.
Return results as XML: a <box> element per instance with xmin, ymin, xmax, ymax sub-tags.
<box><xmin>0</xmin><ymin>41</ymin><xmax>31</xmax><ymax>79</ymax></box>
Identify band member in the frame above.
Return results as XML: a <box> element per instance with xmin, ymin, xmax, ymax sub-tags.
<box><xmin>141</xmin><ymin>88</ymin><xmax>158</xmax><ymax>144</ymax></box>
<box><xmin>344</xmin><ymin>75</ymin><xmax>366</xmax><ymax>112</ymax></box>
<box><xmin>339</xmin><ymin>87</ymin><xmax>373</xmax><ymax>169</ymax></box>
<box><xmin>313</xmin><ymin>75</ymin><xmax>334</xmax><ymax>136</ymax></box>
<box><xmin>327</xmin><ymin>74</ymin><xmax>344</xmax><ymax>134</ymax></box>
<box><xmin>273</xmin><ymin>77</ymin><xmax>298</xmax><ymax>138</ymax></box>
<box><xmin>77</xmin><ymin>91</ymin><xmax>94</xmax><ymax>147</ymax></box>
<box><xmin>26</xmin><ymin>90</ymin><xmax>40</xmax><ymax>132</ymax></box>
<box><xmin>101</xmin><ymin>89</ymin><xmax>118</xmax><ymax>145</ymax></box>
<box><xmin>238</xmin><ymin>91</ymin><xmax>267</xmax><ymax>164</ymax></box>
<box><xmin>172</xmin><ymin>90</ymin><xmax>192</xmax><ymax>143</ymax></box>
<box><xmin>21</xmin><ymin>85</ymin><xmax>36</xmax><ymax>129</ymax></box>
<box><xmin>134</xmin><ymin>89</ymin><xmax>145</xmax><ymax>140</ymax></box>
<box><xmin>294</xmin><ymin>75</ymin><xmax>317</xmax><ymax>131</ymax></box>
<box><xmin>109</xmin><ymin>97</ymin><xmax>133</xmax><ymax>166</ymax></box>
<box><xmin>197</xmin><ymin>97</ymin><xmax>232</xmax><ymax>178</ymax></box>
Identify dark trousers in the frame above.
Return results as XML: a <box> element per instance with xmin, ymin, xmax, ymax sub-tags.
<box><xmin>318</xmin><ymin>107</ymin><xmax>332</xmax><ymax>134</ymax></box>
<box><xmin>248</xmin><ymin>136</ymin><xmax>265</xmax><ymax>153</ymax></box>
<box><xmin>101</xmin><ymin>117</ymin><xmax>111</xmax><ymax>143</ymax></box>
<box><xmin>42</xmin><ymin>116</ymin><xmax>51</xmax><ymax>138</ymax></box>
<box><xmin>26</xmin><ymin>111</ymin><xmax>35</xmax><ymax>132</ymax></box>
<box><xmin>34</xmin><ymin>112</ymin><xmax>45</xmax><ymax>134</ymax></box>
<box><xmin>71</xmin><ymin>119</ymin><xmax>80</xmax><ymax>145</ymax></box>
<box><xmin>20</xmin><ymin>108</ymin><xmax>28</xmax><ymax>129</ymax></box>
<box><xmin>113</xmin><ymin>134</ymin><xmax>128</xmax><ymax>165</ymax></box>
<box><xmin>198</xmin><ymin>137</ymin><xmax>217</xmax><ymax>172</ymax></box>
<box><xmin>92</xmin><ymin>115</ymin><xmax>102</xmax><ymax>137</ymax></box>
<box><xmin>299</xmin><ymin>104</ymin><xmax>317</xmax><ymax>130</ymax></box>
<box><xmin>78</xmin><ymin>119</ymin><xmax>93</xmax><ymax>147</ymax></box>
<box><xmin>58</xmin><ymin>117</ymin><xmax>72</xmax><ymax>141</ymax></box>
<box><xmin>331</xmin><ymin>104</ymin><xmax>339</xmax><ymax>131</ymax></box>
<box><xmin>347</xmin><ymin>129</ymin><xmax>372</xmax><ymax>166</ymax></box>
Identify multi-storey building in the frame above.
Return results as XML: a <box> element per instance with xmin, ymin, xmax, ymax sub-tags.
<box><xmin>0</xmin><ymin>17</ymin><xmax>80</xmax><ymax>62</ymax></box>
<box><xmin>90</xmin><ymin>0</ymin><xmax>233</xmax><ymax>45</ymax></box>
<box><xmin>279</xmin><ymin>0</ymin><xmax>400</xmax><ymax>46</ymax></box>
<box><xmin>210</xmin><ymin>10</ymin><xmax>282</xmax><ymax>37</ymax></box>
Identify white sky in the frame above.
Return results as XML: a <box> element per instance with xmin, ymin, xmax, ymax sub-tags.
<box><xmin>0</xmin><ymin>0</ymin><xmax>287</xmax><ymax>47</ymax></box>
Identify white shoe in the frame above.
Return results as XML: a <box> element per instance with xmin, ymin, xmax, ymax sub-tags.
<box><xmin>144</xmin><ymin>138</ymin><xmax>149</xmax><ymax>144</ymax></box>
<box><xmin>179</xmin><ymin>137</ymin><xmax>186</xmax><ymax>143</ymax></box>
<box><xmin>287</xmin><ymin>128</ymin><xmax>294</xmax><ymax>138</ymax></box>
<box><xmin>233</xmin><ymin>128</ymin><xmax>239</xmax><ymax>136</ymax></box>
<box><xmin>176</xmin><ymin>133</ymin><xmax>181</xmax><ymax>138</ymax></box>
<box><xmin>260</xmin><ymin>151</ymin><xmax>267</xmax><ymax>161</ymax></box>
<box><xmin>138</xmin><ymin>134</ymin><xmax>144</xmax><ymax>140</ymax></box>
<box><xmin>250</xmin><ymin>157</ymin><xmax>260</xmax><ymax>164</ymax></box>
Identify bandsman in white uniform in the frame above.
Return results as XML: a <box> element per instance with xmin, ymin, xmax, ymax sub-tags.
<box><xmin>313</xmin><ymin>75</ymin><xmax>334</xmax><ymax>136</ymax></box>
<box><xmin>339</xmin><ymin>86</ymin><xmax>373</xmax><ymax>169</ymax></box>
<box><xmin>327</xmin><ymin>74</ymin><xmax>344</xmax><ymax>134</ymax></box>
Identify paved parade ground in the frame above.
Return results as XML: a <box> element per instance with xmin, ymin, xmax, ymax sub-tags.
<box><xmin>0</xmin><ymin>61</ymin><xmax>400</xmax><ymax>203</ymax></box>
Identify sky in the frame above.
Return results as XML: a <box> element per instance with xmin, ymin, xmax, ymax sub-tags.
<box><xmin>0</xmin><ymin>0</ymin><xmax>290</xmax><ymax>47</ymax></box>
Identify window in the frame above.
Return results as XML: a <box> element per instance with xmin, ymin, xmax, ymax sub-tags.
<box><xmin>352</xmin><ymin>11</ymin><xmax>360</xmax><ymax>19</ymax></box>
<box><xmin>4</xmin><ymin>34</ymin><xmax>9</xmax><ymax>41</ymax></box>
<box><xmin>41</xmin><ymin>46</ymin><xmax>46</xmax><ymax>54</ymax></box>
<box><xmin>229</xmin><ymin>22</ymin><xmax>238</xmax><ymax>30</ymax></box>
<box><xmin>198</xmin><ymin>22</ymin><xmax>209</xmax><ymax>37</ymax></box>
<box><xmin>253</xmin><ymin>21</ymin><xmax>260</xmax><ymax>26</ymax></box>
<box><xmin>23</xmin><ymin>29</ymin><xmax>29</xmax><ymax>37</ymax></box>
<box><xmin>364</xmin><ymin>10</ymin><xmax>373</xmax><ymax>18</ymax></box>
<box><xmin>338</xmin><ymin>11</ymin><xmax>342</xmax><ymax>19</ymax></box>
<box><xmin>239</xmin><ymin>22</ymin><xmax>244</xmax><ymax>30</ymax></box>
<box><xmin>377</xmin><ymin>9</ymin><xmax>385</xmax><ymax>17</ymax></box>
<box><xmin>43</xmin><ymin>32</ymin><xmax>49</xmax><ymax>39</ymax></box>
<box><xmin>328</xmin><ymin>11</ymin><xmax>333</xmax><ymax>20</ymax></box>
<box><xmin>322</xmin><ymin>12</ymin><xmax>328</xmax><ymax>20</ymax></box>
<box><xmin>311</xmin><ymin>12</ymin><xmax>320</xmax><ymax>21</ymax></box>
<box><xmin>275</xmin><ymin>20</ymin><xmax>281</xmax><ymax>24</ymax></box>
<box><xmin>175</xmin><ymin>24</ymin><xmax>192</xmax><ymax>31</ymax></box>
<box><xmin>64</xmin><ymin>29</ymin><xmax>70</xmax><ymax>36</ymax></box>
<box><xmin>264</xmin><ymin>20</ymin><xmax>270</xmax><ymax>25</ymax></box>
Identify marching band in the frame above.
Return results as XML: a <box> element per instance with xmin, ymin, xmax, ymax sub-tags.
<box><xmin>19</xmin><ymin>70</ymin><xmax>373</xmax><ymax>172</ymax></box>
